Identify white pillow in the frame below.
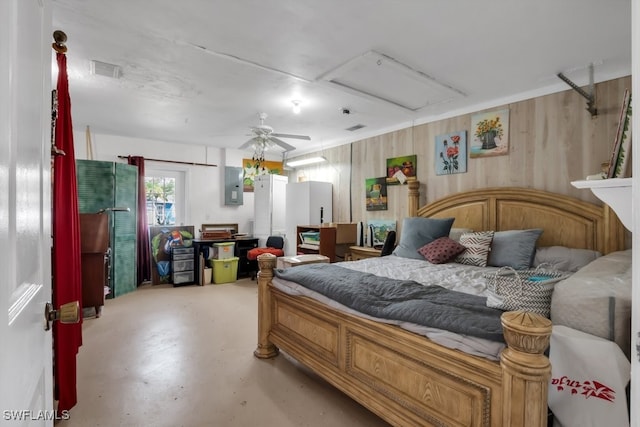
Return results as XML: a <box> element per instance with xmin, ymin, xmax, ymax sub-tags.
<box><xmin>448</xmin><ymin>227</ymin><xmax>473</xmax><ymax>242</ymax></box>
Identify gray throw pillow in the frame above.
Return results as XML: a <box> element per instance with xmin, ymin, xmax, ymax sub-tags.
<box><xmin>487</xmin><ymin>228</ymin><xmax>543</xmax><ymax>269</ymax></box>
<box><xmin>392</xmin><ymin>217</ymin><xmax>455</xmax><ymax>260</ymax></box>
<box><xmin>533</xmin><ymin>246</ymin><xmax>601</xmax><ymax>272</ymax></box>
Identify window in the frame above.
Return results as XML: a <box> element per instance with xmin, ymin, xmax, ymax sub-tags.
<box><xmin>144</xmin><ymin>169</ymin><xmax>186</xmax><ymax>226</ymax></box>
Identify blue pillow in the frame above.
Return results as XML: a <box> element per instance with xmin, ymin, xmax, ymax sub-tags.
<box><xmin>487</xmin><ymin>228</ymin><xmax>543</xmax><ymax>269</ymax></box>
<box><xmin>392</xmin><ymin>217</ymin><xmax>455</xmax><ymax>260</ymax></box>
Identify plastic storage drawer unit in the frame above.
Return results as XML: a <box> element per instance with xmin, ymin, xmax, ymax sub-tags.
<box><xmin>172</xmin><ymin>246</ymin><xmax>195</xmax><ymax>286</ymax></box>
<box><xmin>212</xmin><ymin>257</ymin><xmax>239</xmax><ymax>284</ymax></box>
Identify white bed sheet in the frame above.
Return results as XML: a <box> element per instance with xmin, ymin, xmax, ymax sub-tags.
<box><xmin>272</xmin><ymin>255</ymin><xmax>507</xmax><ymax>361</ymax></box>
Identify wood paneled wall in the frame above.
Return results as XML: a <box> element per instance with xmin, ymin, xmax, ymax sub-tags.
<box><xmin>289</xmin><ymin>76</ymin><xmax>631</xmax><ymax>233</ymax></box>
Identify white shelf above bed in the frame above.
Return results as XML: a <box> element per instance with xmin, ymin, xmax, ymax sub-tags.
<box><xmin>571</xmin><ymin>178</ymin><xmax>632</xmax><ymax>231</ymax></box>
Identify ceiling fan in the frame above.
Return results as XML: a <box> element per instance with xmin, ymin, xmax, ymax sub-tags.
<box><xmin>239</xmin><ymin>112</ymin><xmax>310</xmax><ymax>153</ymax></box>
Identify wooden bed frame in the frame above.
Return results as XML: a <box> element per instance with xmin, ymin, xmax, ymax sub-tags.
<box><xmin>254</xmin><ymin>182</ymin><xmax>626</xmax><ymax>427</ymax></box>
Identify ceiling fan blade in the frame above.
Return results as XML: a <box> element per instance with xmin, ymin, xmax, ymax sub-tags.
<box><xmin>271</xmin><ymin>133</ymin><xmax>311</xmax><ymax>141</ymax></box>
<box><xmin>238</xmin><ymin>137</ymin><xmax>260</xmax><ymax>150</ymax></box>
<box><xmin>269</xmin><ymin>137</ymin><xmax>296</xmax><ymax>152</ymax></box>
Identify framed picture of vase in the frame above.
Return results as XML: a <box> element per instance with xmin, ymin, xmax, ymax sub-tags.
<box><xmin>435</xmin><ymin>131</ymin><xmax>467</xmax><ymax>175</ymax></box>
<box><xmin>365</xmin><ymin>177</ymin><xmax>388</xmax><ymax>211</ymax></box>
<box><xmin>385</xmin><ymin>155</ymin><xmax>417</xmax><ymax>185</ymax></box>
<box><xmin>470</xmin><ymin>109</ymin><xmax>510</xmax><ymax>158</ymax></box>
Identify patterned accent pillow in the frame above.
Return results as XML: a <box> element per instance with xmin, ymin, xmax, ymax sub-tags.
<box><xmin>455</xmin><ymin>231</ymin><xmax>495</xmax><ymax>267</ymax></box>
<box><xmin>418</xmin><ymin>237</ymin><xmax>467</xmax><ymax>264</ymax></box>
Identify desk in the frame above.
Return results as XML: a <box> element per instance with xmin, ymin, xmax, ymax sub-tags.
<box><xmin>193</xmin><ymin>237</ymin><xmax>259</xmax><ymax>284</ymax></box>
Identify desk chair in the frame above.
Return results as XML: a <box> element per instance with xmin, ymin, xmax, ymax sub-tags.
<box><xmin>380</xmin><ymin>230</ymin><xmax>397</xmax><ymax>256</ymax></box>
<box><xmin>247</xmin><ymin>236</ymin><xmax>285</xmax><ymax>280</ymax></box>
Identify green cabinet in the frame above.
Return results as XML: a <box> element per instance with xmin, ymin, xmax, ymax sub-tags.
<box><xmin>76</xmin><ymin>160</ymin><xmax>138</xmax><ymax>297</ymax></box>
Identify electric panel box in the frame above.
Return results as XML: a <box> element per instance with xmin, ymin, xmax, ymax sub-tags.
<box><xmin>224</xmin><ymin>166</ymin><xmax>243</xmax><ymax>206</ymax></box>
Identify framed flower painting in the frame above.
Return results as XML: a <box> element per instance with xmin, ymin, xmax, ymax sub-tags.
<box><xmin>470</xmin><ymin>109</ymin><xmax>509</xmax><ymax>158</ymax></box>
<box><xmin>435</xmin><ymin>131</ymin><xmax>467</xmax><ymax>175</ymax></box>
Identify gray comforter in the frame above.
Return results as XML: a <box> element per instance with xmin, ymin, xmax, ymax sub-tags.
<box><xmin>275</xmin><ymin>263</ymin><xmax>505</xmax><ymax>343</ymax></box>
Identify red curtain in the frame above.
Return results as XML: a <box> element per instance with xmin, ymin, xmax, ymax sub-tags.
<box><xmin>53</xmin><ymin>51</ymin><xmax>83</xmax><ymax>411</ymax></box>
<box><xmin>127</xmin><ymin>156</ymin><xmax>151</xmax><ymax>284</ymax></box>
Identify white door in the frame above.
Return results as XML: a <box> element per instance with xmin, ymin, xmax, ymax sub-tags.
<box><xmin>0</xmin><ymin>0</ymin><xmax>55</xmax><ymax>425</ymax></box>
<box><xmin>631</xmin><ymin>3</ymin><xmax>639</xmax><ymax>426</ymax></box>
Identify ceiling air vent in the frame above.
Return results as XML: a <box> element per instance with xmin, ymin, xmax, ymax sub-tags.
<box><xmin>346</xmin><ymin>124</ymin><xmax>366</xmax><ymax>132</ymax></box>
<box><xmin>90</xmin><ymin>60</ymin><xmax>122</xmax><ymax>79</ymax></box>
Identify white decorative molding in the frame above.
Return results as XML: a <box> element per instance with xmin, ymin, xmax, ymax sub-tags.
<box><xmin>571</xmin><ymin>178</ymin><xmax>632</xmax><ymax>231</ymax></box>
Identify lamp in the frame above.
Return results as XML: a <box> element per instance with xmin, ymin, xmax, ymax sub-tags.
<box><xmin>286</xmin><ymin>156</ymin><xmax>327</xmax><ymax>168</ymax></box>
<box><xmin>291</xmin><ymin>100</ymin><xmax>301</xmax><ymax>114</ymax></box>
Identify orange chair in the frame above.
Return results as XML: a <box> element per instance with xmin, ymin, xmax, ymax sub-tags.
<box><xmin>247</xmin><ymin>236</ymin><xmax>284</xmax><ymax>280</ymax></box>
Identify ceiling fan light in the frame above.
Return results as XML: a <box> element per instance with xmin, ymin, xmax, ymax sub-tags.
<box><xmin>291</xmin><ymin>100</ymin><xmax>301</xmax><ymax>114</ymax></box>
<box><xmin>286</xmin><ymin>156</ymin><xmax>326</xmax><ymax>168</ymax></box>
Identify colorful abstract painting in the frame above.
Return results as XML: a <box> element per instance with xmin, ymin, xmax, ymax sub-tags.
<box><xmin>149</xmin><ymin>225</ymin><xmax>194</xmax><ymax>284</ymax></box>
<box><xmin>242</xmin><ymin>159</ymin><xmax>285</xmax><ymax>192</ymax></box>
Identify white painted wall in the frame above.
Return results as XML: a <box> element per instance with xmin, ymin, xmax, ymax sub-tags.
<box><xmin>73</xmin><ymin>130</ymin><xmax>281</xmax><ymax>236</ymax></box>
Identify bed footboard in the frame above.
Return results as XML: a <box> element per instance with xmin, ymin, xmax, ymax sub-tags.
<box><xmin>254</xmin><ymin>253</ymin><xmax>552</xmax><ymax>426</ymax></box>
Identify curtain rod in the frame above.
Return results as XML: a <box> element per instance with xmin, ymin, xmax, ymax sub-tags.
<box><xmin>117</xmin><ymin>156</ymin><xmax>217</xmax><ymax>167</ymax></box>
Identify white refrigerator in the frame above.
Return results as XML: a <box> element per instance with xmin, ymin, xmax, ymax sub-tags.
<box><xmin>285</xmin><ymin>181</ymin><xmax>333</xmax><ymax>256</ymax></box>
<box><xmin>253</xmin><ymin>174</ymin><xmax>288</xmax><ymax>246</ymax></box>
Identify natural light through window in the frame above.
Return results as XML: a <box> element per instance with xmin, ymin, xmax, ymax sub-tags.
<box><xmin>145</xmin><ymin>176</ymin><xmax>176</xmax><ymax>226</ymax></box>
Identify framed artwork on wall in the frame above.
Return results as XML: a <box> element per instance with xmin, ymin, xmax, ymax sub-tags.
<box><xmin>385</xmin><ymin>155</ymin><xmax>417</xmax><ymax>185</ymax></box>
<box><xmin>607</xmin><ymin>89</ymin><xmax>632</xmax><ymax>178</ymax></box>
<box><xmin>242</xmin><ymin>159</ymin><xmax>285</xmax><ymax>192</ymax></box>
<box><xmin>365</xmin><ymin>177</ymin><xmax>388</xmax><ymax>211</ymax></box>
<box><xmin>435</xmin><ymin>131</ymin><xmax>467</xmax><ymax>175</ymax></box>
<box><xmin>367</xmin><ymin>220</ymin><xmax>396</xmax><ymax>246</ymax></box>
<box><xmin>470</xmin><ymin>109</ymin><xmax>509</xmax><ymax>158</ymax></box>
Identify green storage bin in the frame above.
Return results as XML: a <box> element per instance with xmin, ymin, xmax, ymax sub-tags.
<box><xmin>212</xmin><ymin>257</ymin><xmax>239</xmax><ymax>284</ymax></box>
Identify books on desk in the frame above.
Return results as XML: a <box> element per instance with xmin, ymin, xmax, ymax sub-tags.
<box><xmin>299</xmin><ymin>231</ymin><xmax>320</xmax><ymax>249</ymax></box>
<box><xmin>299</xmin><ymin>243</ymin><xmax>320</xmax><ymax>250</ymax></box>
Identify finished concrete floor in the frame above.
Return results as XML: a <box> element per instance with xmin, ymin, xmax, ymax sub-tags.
<box><xmin>58</xmin><ymin>278</ymin><xmax>390</xmax><ymax>427</ymax></box>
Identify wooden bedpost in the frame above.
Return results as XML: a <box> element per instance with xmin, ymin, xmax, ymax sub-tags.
<box><xmin>408</xmin><ymin>180</ymin><xmax>420</xmax><ymax>217</ymax></box>
<box><xmin>500</xmin><ymin>311</ymin><xmax>552</xmax><ymax>427</ymax></box>
<box><xmin>254</xmin><ymin>253</ymin><xmax>279</xmax><ymax>359</ymax></box>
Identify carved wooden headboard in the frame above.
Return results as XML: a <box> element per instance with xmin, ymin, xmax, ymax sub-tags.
<box><xmin>406</xmin><ymin>181</ymin><xmax>625</xmax><ymax>254</ymax></box>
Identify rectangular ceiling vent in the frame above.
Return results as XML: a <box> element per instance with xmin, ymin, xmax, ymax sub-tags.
<box><xmin>90</xmin><ymin>60</ymin><xmax>122</xmax><ymax>79</ymax></box>
<box><xmin>346</xmin><ymin>124</ymin><xmax>366</xmax><ymax>132</ymax></box>
<box><xmin>319</xmin><ymin>51</ymin><xmax>464</xmax><ymax>112</ymax></box>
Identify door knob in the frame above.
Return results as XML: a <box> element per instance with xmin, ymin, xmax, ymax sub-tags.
<box><xmin>44</xmin><ymin>301</ymin><xmax>80</xmax><ymax>331</ymax></box>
